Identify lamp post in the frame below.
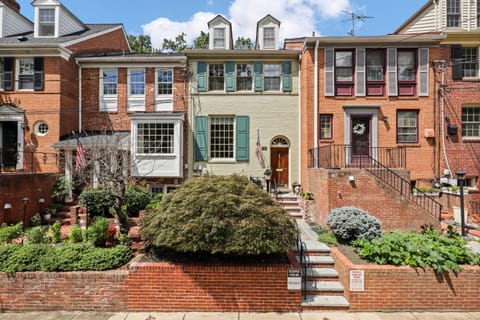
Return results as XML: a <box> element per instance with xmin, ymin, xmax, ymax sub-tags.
<box><xmin>38</xmin><ymin>197</ymin><xmax>45</xmax><ymax>214</ymax></box>
<box><xmin>456</xmin><ymin>170</ymin><xmax>466</xmax><ymax>237</ymax></box>
<box><xmin>264</xmin><ymin>168</ymin><xmax>272</xmax><ymax>194</ymax></box>
<box><xmin>22</xmin><ymin>197</ymin><xmax>29</xmax><ymax>231</ymax></box>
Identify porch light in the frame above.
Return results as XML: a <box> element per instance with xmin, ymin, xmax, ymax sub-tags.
<box><xmin>264</xmin><ymin>168</ymin><xmax>272</xmax><ymax>193</ymax></box>
<box><xmin>381</xmin><ymin>115</ymin><xmax>388</xmax><ymax>123</ymax></box>
<box><xmin>3</xmin><ymin>203</ymin><xmax>12</xmax><ymax>209</ymax></box>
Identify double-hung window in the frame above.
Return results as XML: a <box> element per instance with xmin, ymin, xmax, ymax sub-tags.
<box><xmin>17</xmin><ymin>59</ymin><xmax>34</xmax><ymax>90</ymax></box>
<box><xmin>208</xmin><ymin>64</ymin><xmax>224</xmax><ymax>91</ymax></box>
<box><xmin>320</xmin><ymin>114</ymin><xmax>333</xmax><ymax>139</ymax></box>
<box><xmin>263</xmin><ymin>27</ymin><xmax>276</xmax><ymax>49</ymax></box>
<box><xmin>236</xmin><ymin>64</ymin><xmax>253</xmax><ymax>91</ymax></box>
<box><xmin>447</xmin><ymin>0</ymin><xmax>461</xmax><ymax>27</ymax></box>
<box><xmin>136</xmin><ymin>123</ymin><xmax>175</xmax><ymax>155</ymax></box>
<box><xmin>335</xmin><ymin>50</ymin><xmax>354</xmax><ymax>96</ymax></box>
<box><xmin>129</xmin><ymin>69</ymin><xmax>145</xmax><ymax>95</ymax></box>
<box><xmin>210</xmin><ymin>117</ymin><xmax>234</xmax><ymax>160</ymax></box>
<box><xmin>462</xmin><ymin>47</ymin><xmax>478</xmax><ymax>78</ymax></box>
<box><xmin>39</xmin><ymin>8</ymin><xmax>55</xmax><ymax>36</ymax></box>
<box><xmin>397</xmin><ymin>50</ymin><xmax>416</xmax><ymax>96</ymax></box>
<box><xmin>0</xmin><ymin>59</ymin><xmax>3</xmax><ymax>91</ymax></box>
<box><xmin>366</xmin><ymin>50</ymin><xmax>385</xmax><ymax>96</ymax></box>
<box><xmin>213</xmin><ymin>28</ymin><xmax>225</xmax><ymax>49</ymax></box>
<box><xmin>157</xmin><ymin>69</ymin><xmax>173</xmax><ymax>95</ymax></box>
<box><xmin>397</xmin><ymin>110</ymin><xmax>418</xmax><ymax>143</ymax></box>
<box><xmin>264</xmin><ymin>63</ymin><xmax>281</xmax><ymax>91</ymax></box>
<box><xmin>462</xmin><ymin>107</ymin><xmax>480</xmax><ymax>139</ymax></box>
<box><xmin>99</xmin><ymin>69</ymin><xmax>118</xmax><ymax>111</ymax></box>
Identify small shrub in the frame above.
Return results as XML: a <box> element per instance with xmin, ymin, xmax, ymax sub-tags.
<box><xmin>124</xmin><ymin>184</ymin><xmax>151</xmax><ymax>216</ymax></box>
<box><xmin>25</xmin><ymin>226</ymin><xmax>48</xmax><ymax>244</ymax></box>
<box><xmin>86</xmin><ymin>217</ymin><xmax>109</xmax><ymax>247</ymax></box>
<box><xmin>78</xmin><ymin>187</ymin><xmax>116</xmax><ymax>217</ymax></box>
<box><xmin>145</xmin><ymin>193</ymin><xmax>163</xmax><ymax>210</ymax></box>
<box><xmin>47</xmin><ymin>221</ymin><xmax>62</xmax><ymax>243</ymax></box>
<box><xmin>317</xmin><ymin>231</ymin><xmax>338</xmax><ymax>246</ymax></box>
<box><xmin>68</xmin><ymin>224</ymin><xmax>84</xmax><ymax>243</ymax></box>
<box><xmin>327</xmin><ymin>206</ymin><xmax>382</xmax><ymax>243</ymax></box>
<box><xmin>52</xmin><ymin>176</ymin><xmax>72</xmax><ymax>204</ymax></box>
<box><xmin>30</xmin><ymin>213</ymin><xmax>42</xmax><ymax>227</ymax></box>
<box><xmin>0</xmin><ymin>223</ymin><xmax>23</xmax><ymax>244</ymax></box>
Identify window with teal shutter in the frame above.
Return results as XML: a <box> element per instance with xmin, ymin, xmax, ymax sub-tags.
<box><xmin>194</xmin><ymin>116</ymin><xmax>208</xmax><ymax>161</ymax></box>
<box><xmin>282</xmin><ymin>61</ymin><xmax>292</xmax><ymax>92</ymax></box>
<box><xmin>225</xmin><ymin>61</ymin><xmax>235</xmax><ymax>92</ymax></box>
<box><xmin>254</xmin><ymin>62</ymin><xmax>263</xmax><ymax>92</ymax></box>
<box><xmin>197</xmin><ymin>62</ymin><xmax>207</xmax><ymax>92</ymax></box>
<box><xmin>236</xmin><ymin>116</ymin><xmax>249</xmax><ymax>161</ymax></box>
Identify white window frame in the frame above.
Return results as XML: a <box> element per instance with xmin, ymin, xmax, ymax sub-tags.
<box><xmin>209</xmin><ymin>116</ymin><xmax>235</xmax><ymax>161</ymax></box>
<box><xmin>38</xmin><ymin>8</ymin><xmax>56</xmax><ymax>37</ymax></box>
<box><xmin>34</xmin><ymin>121</ymin><xmax>49</xmax><ymax>137</ymax></box>
<box><xmin>461</xmin><ymin>47</ymin><xmax>479</xmax><ymax>78</ymax></box>
<box><xmin>397</xmin><ymin>110</ymin><xmax>418</xmax><ymax>143</ymax></box>
<box><xmin>128</xmin><ymin>68</ymin><xmax>146</xmax><ymax>111</ymax></box>
<box><xmin>136</xmin><ymin>122</ymin><xmax>175</xmax><ymax>156</ymax></box>
<box><xmin>236</xmin><ymin>63</ymin><xmax>253</xmax><ymax>91</ymax></box>
<box><xmin>446</xmin><ymin>0</ymin><xmax>461</xmax><ymax>27</ymax></box>
<box><xmin>99</xmin><ymin>69</ymin><xmax>118</xmax><ymax>112</ymax></box>
<box><xmin>16</xmin><ymin>58</ymin><xmax>34</xmax><ymax>91</ymax></box>
<box><xmin>462</xmin><ymin>106</ymin><xmax>480</xmax><ymax>139</ymax></box>
<box><xmin>213</xmin><ymin>27</ymin><xmax>226</xmax><ymax>49</ymax></box>
<box><xmin>155</xmin><ymin>68</ymin><xmax>173</xmax><ymax>111</ymax></box>
<box><xmin>264</xmin><ymin>63</ymin><xmax>281</xmax><ymax>91</ymax></box>
<box><xmin>263</xmin><ymin>27</ymin><xmax>276</xmax><ymax>49</ymax></box>
<box><xmin>208</xmin><ymin>63</ymin><xmax>225</xmax><ymax>91</ymax></box>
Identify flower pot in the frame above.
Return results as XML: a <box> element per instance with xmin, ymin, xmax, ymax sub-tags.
<box><xmin>43</xmin><ymin>213</ymin><xmax>51</xmax><ymax>221</ymax></box>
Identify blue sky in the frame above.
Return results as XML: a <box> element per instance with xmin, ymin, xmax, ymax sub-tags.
<box><xmin>16</xmin><ymin>0</ymin><xmax>424</xmax><ymax>48</ymax></box>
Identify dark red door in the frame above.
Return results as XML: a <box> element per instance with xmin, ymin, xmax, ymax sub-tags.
<box><xmin>351</xmin><ymin>117</ymin><xmax>370</xmax><ymax>163</ymax></box>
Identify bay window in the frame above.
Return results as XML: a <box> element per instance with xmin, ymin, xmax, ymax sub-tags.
<box><xmin>137</xmin><ymin>123</ymin><xmax>175</xmax><ymax>155</ymax></box>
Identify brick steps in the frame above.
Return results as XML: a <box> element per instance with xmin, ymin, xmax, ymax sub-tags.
<box><xmin>276</xmin><ymin>194</ymin><xmax>304</xmax><ymax>219</ymax></box>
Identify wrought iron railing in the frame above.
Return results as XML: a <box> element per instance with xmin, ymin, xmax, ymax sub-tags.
<box><xmin>0</xmin><ymin>148</ymin><xmax>59</xmax><ymax>174</ymax></box>
<box><xmin>293</xmin><ymin>220</ymin><xmax>308</xmax><ymax>300</ymax></box>
<box><xmin>308</xmin><ymin>145</ymin><xmax>407</xmax><ymax>169</ymax></box>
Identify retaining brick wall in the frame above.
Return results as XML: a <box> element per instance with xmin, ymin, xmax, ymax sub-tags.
<box><xmin>0</xmin><ymin>258</ymin><xmax>301</xmax><ymax>313</ymax></box>
<box><xmin>331</xmin><ymin>247</ymin><xmax>480</xmax><ymax>311</ymax></box>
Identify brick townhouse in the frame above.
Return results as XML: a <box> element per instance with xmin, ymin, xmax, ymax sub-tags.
<box><xmin>395</xmin><ymin>0</ymin><xmax>480</xmax><ymax>190</ymax></box>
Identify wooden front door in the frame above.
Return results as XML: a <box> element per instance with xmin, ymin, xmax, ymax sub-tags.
<box><xmin>351</xmin><ymin>117</ymin><xmax>371</xmax><ymax>162</ymax></box>
<box><xmin>271</xmin><ymin>147</ymin><xmax>289</xmax><ymax>186</ymax></box>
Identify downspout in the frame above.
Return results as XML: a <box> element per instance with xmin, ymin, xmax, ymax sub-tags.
<box><xmin>298</xmin><ymin>54</ymin><xmax>302</xmax><ymax>185</ymax></box>
<box><xmin>313</xmin><ymin>40</ymin><xmax>319</xmax><ymax>168</ymax></box>
<box><xmin>75</xmin><ymin>59</ymin><xmax>82</xmax><ymax>132</ymax></box>
<box><xmin>440</xmin><ymin>61</ymin><xmax>452</xmax><ymax>177</ymax></box>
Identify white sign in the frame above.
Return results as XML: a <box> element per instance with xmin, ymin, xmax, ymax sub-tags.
<box><xmin>350</xmin><ymin>270</ymin><xmax>364</xmax><ymax>292</ymax></box>
<box><xmin>287</xmin><ymin>269</ymin><xmax>302</xmax><ymax>291</ymax></box>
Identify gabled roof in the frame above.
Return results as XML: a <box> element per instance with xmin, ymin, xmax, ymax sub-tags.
<box><xmin>207</xmin><ymin>14</ymin><xmax>234</xmax><ymax>50</ymax></box>
<box><xmin>0</xmin><ymin>103</ymin><xmax>25</xmax><ymax>114</ymax></box>
<box><xmin>394</xmin><ymin>0</ymin><xmax>434</xmax><ymax>34</ymax></box>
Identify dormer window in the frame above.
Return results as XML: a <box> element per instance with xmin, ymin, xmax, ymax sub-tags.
<box><xmin>447</xmin><ymin>0</ymin><xmax>460</xmax><ymax>27</ymax></box>
<box><xmin>213</xmin><ymin>28</ymin><xmax>225</xmax><ymax>49</ymax></box>
<box><xmin>39</xmin><ymin>8</ymin><xmax>55</xmax><ymax>36</ymax></box>
<box><xmin>263</xmin><ymin>27</ymin><xmax>276</xmax><ymax>49</ymax></box>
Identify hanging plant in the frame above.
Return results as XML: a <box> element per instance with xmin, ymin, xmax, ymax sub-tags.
<box><xmin>352</xmin><ymin>123</ymin><xmax>366</xmax><ymax>136</ymax></box>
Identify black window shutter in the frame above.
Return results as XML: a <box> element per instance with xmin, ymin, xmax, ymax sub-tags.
<box><xmin>34</xmin><ymin>57</ymin><xmax>44</xmax><ymax>91</ymax></box>
<box><xmin>3</xmin><ymin>57</ymin><xmax>13</xmax><ymax>91</ymax></box>
<box><xmin>451</xmin><ymin>45</ymin><xmax>463</xmax><ymax>80</ymax></box>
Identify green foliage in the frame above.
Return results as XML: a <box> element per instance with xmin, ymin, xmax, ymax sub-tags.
<box><xmin>68</xmin><ymin>224</ymin><xmax>84</xmax><ymax>243</ymax></box>
<box><xmin>124</xmin><ymin>184</ymin><xmax>151</xmax><ymax>216</ymax></box>
<box><xmin>299</xmin><ymin>190</ymin><xmax>314</xmax><ymax>200</ymax></box>
<box><xmin>314</xmin><ymin>226</ymin><xmax>338</xmax><ymax>246</ymax></box>
<box><xmin>48</xmin><ymin>221</ymin><xmax>62</xmax><ymax>243</ymax></box>
<box><xmin>140</xmin><ymin>175</ymin><xmax>296</xmax><ymax>256</ymax></box>
<box><xmin>0</xmin><ymin>243</ymin><xmax>132</xmax><ymax>273</ymax></box>
<box><xmin>0</xmin><ymin>223</ymin><xmax>23</xmax><ymax>243</ymax></box>
<box><xmin>193</xmin><ymin>31</ymin><xmax>209</xmax><ymax>49</ymax></box>
<box><xmin>127</xmin><ymin>34</ymin><xmax>159</xmax><ymax>53</ymax></box>
<box><xmin>145</xmin><ymin>193</ymin><xmax>163</xmax><ymax>210</ymax></box>
<box><xmin>30</xmin><ymin>213</ymin><xmax>42</xmax><ymax>227</ymax></box>
<box><xmin>162</xmin><ymin>32</ymin><xmax>188</xmax><ymax>53</ymax></box>
<box><xmin>78</xmin><ymin>187</ymin><xmax>116</xmax><ymax>217</ymax></box>
<box><xmin>52</xmin><ymin>176</ymin><xmax>72</xmax><ymax>204</ymax></box>
<box><xmin>86</xmin><ymin>217</ymin><xmax>109</xmax><ymax>247</ymax></box>
<box><xmin>234</xmin><ymin>37</ymin><xmax>253</xmax><ymax>49</ymax></box>
<box><xmin>25</xmin><ymin>226</ymin><xmax>48</xmax><ymax>244</ymax></box>
<box><xmin>353</xmin><ymin>229</ymin><xmax>480</xmax><ymax>273</ymax></box>
<box><xmin>327</xmin><ymin>206</ymin><xmax>382</xmax><ymax>243</ymax></box>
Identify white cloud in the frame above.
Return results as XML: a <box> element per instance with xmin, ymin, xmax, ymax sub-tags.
<box><xmin>142</xmin><ymin>0</ymin><xmax>352</xmax><ymax>48</ymax></box>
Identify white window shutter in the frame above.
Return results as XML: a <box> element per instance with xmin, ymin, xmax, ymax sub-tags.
<box><xmin>356</xmin><ymin>48</ymin><xmax>366</xmax><ymax>96</ymax></box>
<box><xmin>387</xmin><ymin>48</ymin><xmax>398</xmax><ymax>96</ymax></box>
<box><xmin>324</xmin><ymin>48</ymin><xmax>335</xmax><ymax>96</ymax></box>
<box><xmin>418</xmin><ymin>48</ymin><xmax>429</xmax><ymax>97</ymax></box>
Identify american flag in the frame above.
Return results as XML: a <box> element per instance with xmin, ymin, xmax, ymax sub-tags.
<box><xmin>75</xmin><ymin>139</ymin><xmax>86</xmax><ymax>171</ymax></box>
<box><xmin>256</xmin><ymin>129</ymin><xmax>265</xmax><ymax>167</ymax></box>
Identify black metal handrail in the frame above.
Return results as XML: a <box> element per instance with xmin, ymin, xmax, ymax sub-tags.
<box><xmin>293</xmin><ymin>220</ymin><xmax>308</xmax><ymax>300</ymax></box>
<box><xmin>356</xmin><ymin>155</ymin><xmax>442</xmax><ymax>219</ymax></box>
<box><xmin>308</xmin><ymin>145</ymin><xmax>407</xmax><ymax>169</ymax></box>
<box><xmin>0</xmin><ymin>148</ymin><xmax>59</xmax><ymax>174</ymax></box>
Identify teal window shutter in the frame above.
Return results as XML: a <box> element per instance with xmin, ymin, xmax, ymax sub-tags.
<box><xmin>194</xmin><ymin>116</ymin><xmax>208</xmax><ymax>161</ymax></box>
<box><xmin>282</xmin><ymin>61</ymin><xmax>292</xmax><ymax>92</ymax></box>
<box><xmin>236</xmin><ymin>116</ymin><xmax>249</xmax><ymax>161</ymax></box>
<box><xmin>197</xmin><ymin>62</ymin><xmax>207</xmax><ymax>92</ymax></box>
<box><xmin>254</xmin><ymin>62</ymin><xmax>263</xmax><ymax>92</ymax></box>
<box><xmin>226</xmin><ymin>61</ymin><xmax>235</xmax><ymax>92</ymax></box>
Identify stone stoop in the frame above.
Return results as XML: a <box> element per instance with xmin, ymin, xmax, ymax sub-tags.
<box><xmin>276</xmin><ymin>193</ymin><xmax>303</xmax><ymax>219</ymax></box>
<box><xmin>295</xmin><ymin>240</ymin><xmax>349</xmax><ymax>311</ymax></box>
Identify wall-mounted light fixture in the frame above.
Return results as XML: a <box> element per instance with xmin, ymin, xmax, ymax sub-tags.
<box><xmin>348</xmin><ymin>175</ymin><xmax>355</xmax><ymax>182</ymax></box>
<box><xmin>3</xmin><ymin>203</ymin><xmax>12</xmax><ymax>210</ymax></box>
<box><xmin>382</xmin><ymin>115</ymin><xmax>388</xmax><ymax>123</ymax></box>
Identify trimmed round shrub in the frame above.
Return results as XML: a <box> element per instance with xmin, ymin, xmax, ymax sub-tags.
<box><xmin>78</xmin><ymin>187</ymin><xmax>116</xmax><ymax>217</ymax></box>
<box><xmin>124</xmin><ymin>184</ymin><xmax>152</xmax><ymax>217</ymax></box>
<box><xmin>140</xmin><ymin>175</ymin><xmax>296</xmax><ymax>256</ymax></box>
<box><xmin>326</xmin><ymin>206</ymin><xmax>382</xmax><ymax>243</ymax></box>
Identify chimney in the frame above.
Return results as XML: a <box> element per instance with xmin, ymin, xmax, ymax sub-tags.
<box><xmin>2</xmin><ymin>0</ymin><xmax>20</xmax><ymax>13</ymax></box>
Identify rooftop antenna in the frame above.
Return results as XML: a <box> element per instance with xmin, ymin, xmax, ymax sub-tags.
<box><xmin>342</xmin><ymin>10</ymin><xmax>374</xmax><ymax>36</ymax></box>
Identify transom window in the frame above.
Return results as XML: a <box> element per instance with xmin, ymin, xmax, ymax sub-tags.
<box><xmin>236</xmin><ymin>64</ymin><xmax>252</xmax><ymax>91</ymax></box>
<box><xmin>210</xmin><ymin>117</ymin><xmax>234</xmax><ymax>159</ymax></box>
<box><xmin>102</xmin><ymin>70</ymin><xmax>118</xmax><ymax>95</ymax></box>
<box><xmin>462</xmin><ymin>107</ymin><xmax>480</xmax><ymax>138</ymax></box>
<box><xmin>208</xmin><ymin>64</ymin><xmax>224</xmax><ymax>91</ymax></box>
<box><xmin>462</xmin><ymin>47</ymin><xmax>478</xmax><ymax>78</ymax></box>
<box><xmin>129</xmin><ymin>69</ymin><xmax>145</xmax><ymax>95</ymax></box>
<box><xmin>263</xmin><ymin>27</ymin><xmax>276</xmax><ymax>49</ymax></box>
<box><xmin>18</xmin><ymin>59</ymin><xmax>34</xmax><ymax>90</ymax></box>
<box><xmin>157</xmin><ymin>70</ymin><xmax>173</xmax><ymax>95</ymax></box>
<box><xmin>397</xmin><ymin>110</ymin><xmax>418</xmax><ymax>143</ymax></box>
<box><xmin>213</xmin><ymin>28</ymin><xmax>225</xmax><ymax>49</ymax></box>
<box><xmin>447</xmin><ymin>0</ymin><xmax>461</xmax><ymax>27</ymax></box>
<box><xmin>39</xmin><ymin>8</ymin><xmax>55</xmax><ymax>36</ymax></box>
<box><xmin>398</xmin><ymin>51</ymin><xmax>416</xmax><ymax>81</ymax></box>
<box><xmin>264</xmin><ymin>63</ymin><xmax>281</xmax><ymax>91</ymax></box>
<box><xmin>320</xmin><ymin>114</ymin><xmax>333</xmax><ymax>140</ymax></box>
<box><xmin>137</xmin><ymin>123</ymin><xmax>174</xmax><ymax>154</ymax></box>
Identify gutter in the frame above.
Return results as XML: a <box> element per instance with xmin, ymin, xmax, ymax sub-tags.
<box><xmin>75</xmin><ymin>59</ymin><xmax>82</xmax><ymax>132</ymax></box>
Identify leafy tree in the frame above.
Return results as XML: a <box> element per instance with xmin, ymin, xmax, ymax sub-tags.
<box><xmin>235</xmin><ymin>37</ymin><xmax>253</xmax><ymax>49</ymax></box>
<box><xmin>140</xmin><ymin>175</ymin><xmax>296</xmax><ymax>256</ymax></box>
<box><xmin>162</xmin><ymin>32</ymin><xmax>189</xmax><ymax>53</ymax></box>
<box><xmin>128</xmin><ymin>34</ymin><xmax>158</xmax><ymax>53</ymax></box>
<box><xmin>193</xmin><ymin>31</ymin><xmax>209</xmax><ymax>49</ymax></box>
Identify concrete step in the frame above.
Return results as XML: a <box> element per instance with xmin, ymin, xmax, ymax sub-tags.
<box><xmin>292</xmin><ymin>241</ymin><xmax>331</xmax><ymax>254</ymax></box>
<box><xmin>306</xmin><ymin>267</ymin><xmax>339</xmax><ymax>278</ymax></box>
<box><xmin>297</xmin><ymin>255</ymin><xmax>334</xmax><ymax>265</ymax></box>
<box><xmin>304</xmin><ymin>280</ymin><xmax>344</xmax><ymax>292</ymax></box>
<box><xmin>283</xmin><ymin>206</ymin><xmax>301</xmax><ymax>212</ymax></box>
<box><xmin>302</xmin><ymin>295</ymin><xmax>349</xmax><ymax>309</ymax></box>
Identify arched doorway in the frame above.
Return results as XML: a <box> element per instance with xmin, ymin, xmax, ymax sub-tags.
<box><xmin>270</xmin><ymin>136</ymin><xmax>290</xmax><ymax>186</ymax></box>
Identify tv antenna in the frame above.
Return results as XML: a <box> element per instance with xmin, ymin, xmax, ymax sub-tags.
<box><xmin>342</xmin><ymin>10</ymin><xmax>374</xmax><ymax>36</ymax></box>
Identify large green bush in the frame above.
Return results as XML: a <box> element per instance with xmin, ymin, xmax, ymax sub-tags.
<box><xmin>78</xmin><ymin>187</ymin><xmax>116</xmax><ymax>217</ymax></box>
<box><xmin>353</xmin><ymin>227</ymin><xmax>480</xmax><ymax>273</ymax></box>
<box><xmin>140</xmin><ymin>175</ymin><xmax>296</xmax><ymax>256</ymax></box>
<box><xmin>124</xmin><ymin>184</ymin><xmax>151</xmax><ymax>216</ymax></box>
<box><xmin>327</xmin><ymin>206</ymin><xmax>382</xmax><ymax>243</ymax></box>
<box><xmin>0</xmin><ymin>223</ymin><xmax>23</xmax><ymax>244</ymax></box>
